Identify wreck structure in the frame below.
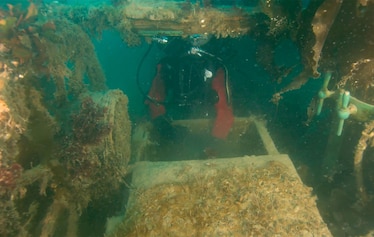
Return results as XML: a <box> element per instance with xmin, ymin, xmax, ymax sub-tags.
<box><xmin>0</xmin><ymin>0</ymin><xmax>373</xmax><ymax>236</ymax></box>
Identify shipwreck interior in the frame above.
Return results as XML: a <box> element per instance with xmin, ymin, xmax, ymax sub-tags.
<box><xmin>1</xmin><ymin>0</ymin><xmax>374</xmax><ymax>236</ymax></box>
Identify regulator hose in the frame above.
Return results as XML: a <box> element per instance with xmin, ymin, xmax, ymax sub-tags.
<box><xmin>136</xmin><ymin>43</ymin><xmax>155</xmax><ymax>101</ymax></box>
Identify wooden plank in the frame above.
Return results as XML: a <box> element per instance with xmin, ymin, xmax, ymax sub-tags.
<box><xmin>131</xmin><ymin>154</ymin><xmax>298</xmax><ymax>189</ymax></box>
<box><xmin>254</xmin><ymin>119</ymin><xmax>280</xmax><ymax>155</ymax></box>
<box><xmin>124</xmin><ymin>2</ymin><xmax>252</xmax><ymax>37</ymax></box>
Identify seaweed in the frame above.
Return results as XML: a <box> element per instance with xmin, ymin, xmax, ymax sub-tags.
<box><xmin>71</xmin><ymin>97</ymin><xmax>110</xmax><ymax>145</ymax></box>
<box><xmin>41</xmin><ymin>19</ymin><xmax>107</xmax><ymax>104</ymax></box>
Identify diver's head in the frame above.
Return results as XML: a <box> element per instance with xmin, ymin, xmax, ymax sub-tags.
<box><xmin>189</xmin><ymin>33</ymin><xmax>212</xmax><ymax>47</ymax></box>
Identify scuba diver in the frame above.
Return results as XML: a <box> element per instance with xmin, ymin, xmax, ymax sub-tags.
<box><xmin>142</xmin><ymin>35</ymin><xmax>234</xmax><ymax>141</ymax></box>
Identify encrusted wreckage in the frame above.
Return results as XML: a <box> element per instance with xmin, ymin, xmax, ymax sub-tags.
<box><xmin>0</xmin><ymin>2</ymin><xmax>130</xmax><ymax>236</ymax></box>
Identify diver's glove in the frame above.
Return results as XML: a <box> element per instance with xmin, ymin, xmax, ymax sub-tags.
<box><xmin>152</xmin><ymin>116</ymin><xmax>176</xmax><ymax>140</ymax></box>
<box><xmin>152</xmin><ymin>116</ymin><xmax>188</xmax><ymax>143</ymax></box>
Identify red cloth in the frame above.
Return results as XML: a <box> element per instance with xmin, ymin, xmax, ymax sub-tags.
<box><xmin>211</xmin><ymin>68</ymin><xmax>234</xmax><ymax>139</ymax></box>
<box><xmin>145</xmin><ymin>64</ymin><xmax>166</xmax><ymax>119</ymax></box>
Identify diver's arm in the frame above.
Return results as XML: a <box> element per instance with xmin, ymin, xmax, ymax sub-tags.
<box><xmin>145</xmin><ymin>64</ymin><xmax>166</xmax><ymax>119</ymax></box>
<box><xmin>211</xmin><ymin>68</ymin><xmax>234</xmax><ymax>139</ymax></box>
<box><xmin>146</xmin><ymin>62</ymin><xmax>189</xmax><ymax>142</ymax></box>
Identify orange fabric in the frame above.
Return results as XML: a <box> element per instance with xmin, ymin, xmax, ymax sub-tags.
<box><xmin>145</xmin><ymin>64</ymin><xmax>166</xmax><ymax>119</ymax></box>
<box><xmin>211</xmin><ymin>68</ymin><xmax>234</xmax><ymax>139</ymax></box>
